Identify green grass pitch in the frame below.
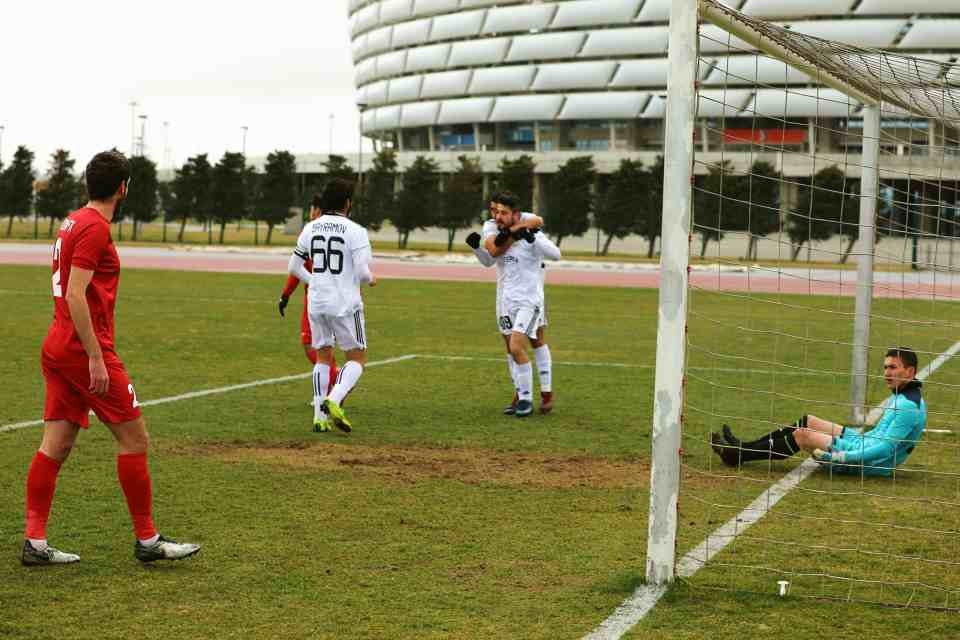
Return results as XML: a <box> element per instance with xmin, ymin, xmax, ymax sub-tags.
<box><xmin>0</xmin><ymin>264</ymin><xmax>958</xmax><ymax>639</ymax></box>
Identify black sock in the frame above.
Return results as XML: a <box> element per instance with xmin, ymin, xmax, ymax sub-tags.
<box><xmin>722</xmin><ymin>417</ymin><xmax>804</xmax><ymax>463</ymax></box>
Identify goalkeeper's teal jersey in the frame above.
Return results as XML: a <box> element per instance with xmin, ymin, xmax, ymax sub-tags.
<box><xmin>831</xmin><ymin>381</ymin><xmax>926</xmax><ymax>476</ymax></box>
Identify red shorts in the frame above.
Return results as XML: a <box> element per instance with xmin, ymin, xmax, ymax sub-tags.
<box><xmin>300</xmin><ymin>304</ymin><xmax>312</xmax><ymax>345</ymax></box>
<box><xmin>41</xmin><ymin>350</ymin><xmax>142</xmax><ymax>428</ymax></box>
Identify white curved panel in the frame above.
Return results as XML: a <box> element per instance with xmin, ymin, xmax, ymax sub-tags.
<box><xmin>559</xmin><ymin>92</ymin><xmax>648</xmax><ymax>119</ymax></box>
<box><xmin>739</xmin><ymin>0</ymin><xmax>854</xmax><ymax>18</ymax></box>
<box><xmin>636</xmin><ymin>0</ymin><xmax>670</xmax><ymax>22</ymax></box>
<box><xmin>642</xmin><ymin>95</ymin><xmax>667</xmax><ymax>118</ymax></box>
<box><xmin>704</xmin><ymin>55</ymin><xmax>812</xmax><ymax>86</ymax></box>
<box><xmin>366</xmin><ymin>26</ymin><xmax>393</xmax><ymax>57</ymax></box>
<box><xmin>388</xmin><ymin>75</ymin><xmax>423</xmax><ymax>103</ymax></box>
<box><xmin>376</xmin><ymin>105</ymin><xmax>403</xmax><ymax>130</ymax></box>
<box><xmin>482</xmin><ymin>4</ymin><xmax>557</xmax><ymax>35</ymax></box>
<box><xmin>361</xmin><ymin>109</ymin><xmax>377</xmax><ymax>133</ymax></box>
<box><xmin>405</xmin><ymin>43</ymin><xmax>451</xmax><ymax>72</ymax></box>
<box><xmin>857</xmin><ymin>0</ymin><xmax>957</xmax><ymax>14</ymax></box>
<box><xmin>448</xmin><ymin>37</ymin><xmax>510</xmax><ymax>67</ymax></box>
<box><xmin>899</xmin><ymin>20</ymin><xmax>960</xmax><ymax>50</ymax></box>
<box><xmin>460</xmin><ymin>0</ymin><xmax>523</xmax><ymax>7</ymax></box>
<box><xmin>610</xmin><ymin>59</ymin><xmax>670</xmax><ymax>87</ymax></box>
<box><xmin>750</xmin><ymin>88</ymin><xmax>859</xmax><ymax>117</ymax></box>
<box><xmin>551</xmin><ymin>0</ymin><xmax>642</xmax><ymax>30</ymax></box>
<box><xmin>412</xmin><ymin>0</ymin><xmax>459</xmax><ymax>18</ymax></box>
<box><xmin>379</xmin><ymin>0</ymin><xmax>413</xmax><ymax>25</ymax></box>
<box><xmin>364</xmin><ymin>80</ymin><xmax>389</xmax><ymax>106</ymax></box>
<box><xmin>420</xmin><ymin>69</ymin><xmax>472</xmax><ymax>98</ymax></box>
<box><xmin>438</xmin><ymin>97</ymin><xmax>495</xmax><ymax>124</ymax></box>
<box><xmin>699</xmin><ymin>24</ymin><xmax>756</xmax><ymax>54</ymax></box>
<box><xmin>352</xmin><ymin>34</ymin><xmax>369</xmax><ymax>62</ymax></box>
<box><xmin>579</xmin><ymin>27</ymin><xmax>668</xmax><ymax>57</ymax></box>
<box><xmin>698</xmin><ymin>89</ymin><xmax>753</xmax><ymax>117</ymax></box>
<box><xmin>533</xmin><ymin>61</ymin><xmax>618</xmax><ymax>90</ymax></box>
<box><xmin>348</xmin><ymin>0</ymin><xmax>364</xmax><ymax>13</ymax></box>
<box><xmin>401</xmin><ymin>100</ymin><xmax>441</xmax><ymax>127</ymax></box>
<box><xmin>355</xmin><ymin>58</ymin><xmax>377</xmax><ymax>85</ymax></box>
<box><xmin>352</xmin><ymin>3</ymin><xmax>380</xmax><ymax>36</ymax></box>
<box><xmin>489</xmin><ymin>95</ymin><xmax>565</xmax><ymax>122</ymax></box>
<box><xmin>391</xmin><ymin>18</ymin><xmax>431</xmax><ymax>49</ymax></box>
<box><xmin>375</xmin><ymin>50</ymin><xmax>407</xmax><ymax>79</ymax></box>
<box><xmin>788</xmin><ymin>19</ymin><xmax>906</xmax><ymax>48</ymax></box>
<box><xmin>429</xmin><ymin>9</ymin><xmax>486</xmax><ymax>42</ymax></box>
<box><xmin>470</xmin><ymin>65</ymin><xmax>537</xmax><ymax>94</ymax></box>
<box><xmin>507</xmin><ymin>32</ymin><xmax>587</xmax><ymax>63</ymax></box>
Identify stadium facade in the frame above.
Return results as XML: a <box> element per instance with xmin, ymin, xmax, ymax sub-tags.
<box><xmin>346</xmin><ymin>0</ymin><xmax>960</xmax><ymax>199</ymax></box>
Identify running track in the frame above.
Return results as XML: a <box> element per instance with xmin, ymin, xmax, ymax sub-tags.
<box><xmin>1</xmin><ymin>243</ymin><xmax>957</xmax><ymax>299</ymax></box>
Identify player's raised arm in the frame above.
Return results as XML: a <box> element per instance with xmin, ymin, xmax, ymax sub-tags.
<box><xmin>533</xmin><ymin>231</ymin><xmax>561</xmax><ymax>261</ymax></box>
<box><xmin>466</xmin><ymin>232</ymin><xmax>496</xmax><ymax>267</ymax></box>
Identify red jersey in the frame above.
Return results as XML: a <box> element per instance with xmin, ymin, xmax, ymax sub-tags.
<box><xmin>45</xmin><ymin>207</ymin><xmax>121</xmax><ymax>356</ymax></box>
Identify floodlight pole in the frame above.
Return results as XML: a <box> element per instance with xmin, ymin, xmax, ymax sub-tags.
<box><xmin>849</xmin><ymin>105</ymin><xmax>880</xmax><ymax>424</ymax></box>
<box><xmin>646</xmin><ymin>0</ymin><xmax>698</xmax><ymax>585</ymax></box>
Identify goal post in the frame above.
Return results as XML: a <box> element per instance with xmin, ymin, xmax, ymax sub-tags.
<box><xmin>646</xmin><ymin>0</ymin><xmax>960</xmax><ymax>608</ymax></box>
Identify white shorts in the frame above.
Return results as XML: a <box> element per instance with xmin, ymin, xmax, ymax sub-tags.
<box><xmin>497</xmin><ymin>299</ymin><xmax>546</xmax><ymax>337</ymax></box>
<box><xmin>498</xmin><ymin>304</ymin><xmax>542</xmax><ymax>339</ymax></box>
<box><xmin>308</xmin><ymin>308</ymin><xmax>367</xmax><ymax>351</ymax></box>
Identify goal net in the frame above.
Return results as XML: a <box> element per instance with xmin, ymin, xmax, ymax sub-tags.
<box><xmin>647</xmin><ymin>0</ymin><xmax>960</xmax><ymax>609</ymax></box>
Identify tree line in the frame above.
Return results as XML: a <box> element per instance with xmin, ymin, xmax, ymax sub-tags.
<box><xmin>0</xmin><ymin>145</ymin><xmax>943</xmax><ymax>259</ymax></box>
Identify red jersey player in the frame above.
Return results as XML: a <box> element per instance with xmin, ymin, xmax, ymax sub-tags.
<box><xmin>278</xmin><ymin>194</ymin><xmax>340</xmax><ymax>432</ymax></box>
<box><xmin>23</xmin><ymin>150</ymin><xmax>200</xmax><ymax>566</ymax></box>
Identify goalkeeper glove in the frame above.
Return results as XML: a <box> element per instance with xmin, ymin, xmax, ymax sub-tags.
<box><xmin>278</xmin><ymin>294</ymin><xmax>289</xmax><ymax>318</ymax></box>
<box><xmin>465</xmin><ymin>232</ymin><xmax>481</xmax><ymax>250</ymax></box>
<box><xmin>494</xmin><ymin>229</ymin><xmax>511</xmax><ymax>247</ymax></box>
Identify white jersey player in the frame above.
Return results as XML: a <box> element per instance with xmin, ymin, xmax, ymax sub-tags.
<box><xmin>288</xmin><ymin>178</ymin><xmax>376</xmax><ymax>434</ymax></box>
<box><xmin>467</xmin><ymin>192</ymin><xmax>560</xmax><ymax>417</ymax></box>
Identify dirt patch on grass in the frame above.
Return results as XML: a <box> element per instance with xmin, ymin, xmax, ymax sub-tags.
<box><xmin>173</xmin><ymin>441</ymin><xmax>651</xmax><ymax>489</ymax></box>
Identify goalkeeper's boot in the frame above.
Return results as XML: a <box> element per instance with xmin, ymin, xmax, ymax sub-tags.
<box><xmin>710</xmin><ymin>432</ymin><xmax>741</xmax><ymax>467</ymax></box>
<box><xmin>135</xmin><ymin>535</ymin><xmax>201</xmax><ymax>563</ymax></box>
<box><xmin>540</xmin><ymin>391</ymin><xmax>554</xmax><ymax>414</ymax></box>
<box><xmin>322</xmin><ymin>398</ymin><xmax>353</xmax><ymax>433</ymax></box>
<box><xmin>723</xmin><ymin>423</ymin><xmax>800</xmax><ymax>462</ymax></box>
<box><xmin>21</xmin><ymin>540</ymin><xmax>80</xmax><ymax>566</ymax></box>
<box><xmin>313</xmin><ymin>416</ymin><xmax>331</xmax><ymax>433</ymax></box>
<box><xmin>503</xmin><ymin>392</ymin><xmax>519</xmax><ymax>415</ymax></box>
<box><xmin>515</xmin><ymin>399</ymin><xmax>534</xmax><ymax>418</ymax></box>
<box><xmin>722</xmin><ymin>424</ymin><xmax>741</xmax><ymax>446</ymax></box>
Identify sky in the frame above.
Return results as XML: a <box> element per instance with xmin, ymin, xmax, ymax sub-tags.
<box><xmin>1</xmin><ymin>0</ymin><xmax>364</xmax><ymax>174</ymax></box>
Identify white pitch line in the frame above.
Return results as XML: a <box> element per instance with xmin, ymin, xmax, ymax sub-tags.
<box><xmin>584</xmin><ymin>340</ymin><xmax>960</xmax><ymax>640</ymax></box>
<box><xmin>413</xmin><ymin>354</ymin><xmax>829</xmax><ymax>377</ymax></box>
<box><xmin>0</xmin><ymin>354</ymin><xmax>418</xmax><ymax>435</ymax></box>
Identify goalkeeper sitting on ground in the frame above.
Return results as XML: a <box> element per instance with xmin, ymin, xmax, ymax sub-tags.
<box><xmin>711</xmin><ymin>347</ymin><xmax>926</xmax><ymax>477</ymax></box>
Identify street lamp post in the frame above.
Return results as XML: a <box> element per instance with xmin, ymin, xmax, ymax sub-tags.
<box><xmin>137</xmin><ymin>114</ymin><xmax>148</xmax><ymax>156</ymax></box>
<box><xmin>129</xmin><ymin>101</ymin><xmax>139</xmax><ymax>157</ymax></box>
<box><xmin>241</xmin><ymin>125</ymin><xmax>249</xmax><ymax>157</ymax></box>
<box><xmin>328</xmin><ymin>114</ymin><xmax>335</xmax><ymax>156</ymax></box>
<box><xmin>0</xmin><ymin>124</ymin><xmax>5</xmax><ymax>166</ymax></box>
<box><xmin>357</xmin><ymin>103</ymin><xmax>367</xmax><ymax>212</ymax></box>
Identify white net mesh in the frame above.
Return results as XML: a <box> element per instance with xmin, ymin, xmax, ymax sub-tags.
<box><xmin>674</xmin><ymin>0</ymin><xmax>960</xmax><ymax>609</ymax></box>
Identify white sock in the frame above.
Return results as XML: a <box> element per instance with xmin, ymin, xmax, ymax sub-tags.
<box><xmin>139</xmin><ymin>534</ymin><xmax>160</xmax><ymax>546</ymax></box>
<box><xmin>28</xmin><ymin>538</ymin><xmax>48</xmax><ymax>551</ymax></box>
<box><xmin>516</xmin><ymin>362</ymin><xmax>533</xmax><ymax>401</ymax></box>
<box><xmin>533</xmin><ymin>345</ymin><xmax>552</xmax><ymax>393</ymax></box>
<box><xmin>313</xmin><ymin>362</ymin><xmax>330</xmax><ymax>420</ymax></box>
<box><xmin>506</xmin><ymin>354</ymin><xmax>518</xmax><ymax>392</ymax></box>
<box><xmin>329</xmin><ymin>361</ymin><xmax>363</xmax><ymax>404</ymax></box>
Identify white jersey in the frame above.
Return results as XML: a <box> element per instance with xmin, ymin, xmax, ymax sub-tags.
<box><xmin>482</xmin><ymin>213</ymin><xmax>559</xmax><ymax>310</ymax></box>
<box><xmin>293</xmin><ymin>214</ymin><xmax>372</xmax><ymax>316</ymax></box>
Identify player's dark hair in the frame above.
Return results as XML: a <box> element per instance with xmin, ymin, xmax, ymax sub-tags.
<box><xmin>490</xmin><ymin>191</ymin><xmax>519</xmax><ymax>211</ymax></box>
<box><xmin>322</xmin><ymin>178</ymin><xmax>355</xmax><ymax>212</ymax></box>
<box><xmin>886</xmin><ymin>347</ymin><xmax>918</xmax><ymax>371</ymax></box>
<box><xmin>85</xmin><ymin>150</ymin><xmax>130</xmax><ymax>201</ymax></box>
<box><xmin>311</xmin><ymin>193</ymin><xmax>323</xmax><ymax>209</ymax></box>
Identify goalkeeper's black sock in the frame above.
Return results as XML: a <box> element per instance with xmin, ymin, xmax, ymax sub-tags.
<box><xmin>719</xmin><ymin>418</ymin><xmax>803</xmax><ymax>463</ymax></box>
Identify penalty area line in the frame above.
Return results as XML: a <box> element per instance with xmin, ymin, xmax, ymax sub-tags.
<box><xmin>583</xmin><ymin>339</ymin><xmax>960</xmax><ymax>640</ymax></box>
<box><xmin>0</xmin><ymin>354</ymin><xmax>418</xmax><ymax>435</ymax></box>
